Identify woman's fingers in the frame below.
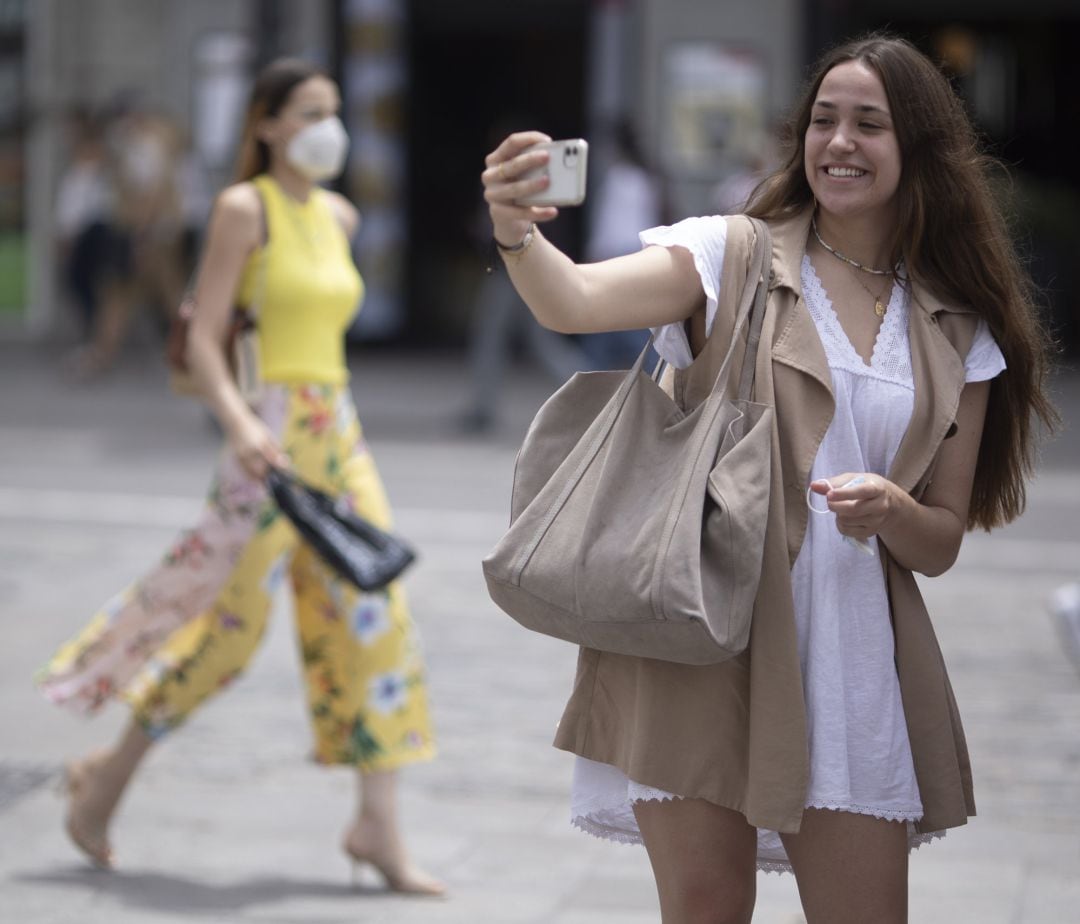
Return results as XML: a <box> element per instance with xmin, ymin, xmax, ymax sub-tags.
<box><xmin>241</xmin><ymin>447</ymin><xmax>287</xmax><ymax>482</ymax></box>
<box><xmin>482</xmin><ymin>147</ymin><xmax>549</xmax><ymax>187</ymax></box>
<box><xmin>229</xmin><ymin>415</ymin><xmax>289</xmax><ymax>482</ymax></box>
<box><xmin>484</xmin><ymin>172</ymin><xmax>549</xmax><ymax>205</ymax></box>
<box><xmin>483</xmin><ymin>130</ymin><xmax>563</xmax><ymax>248</ymax></box>
<box><xmin>488</xmin><ymin>201</ymin><xmax>559</xmax><ymax>227</ymax></box>
<box><xmin>260</xmin><ymin>438</ymin><xmax>290</xmax><ymax>472</ymax></box>
<box><xmin>483</xmin><ymin>131</ymin><xmax>561</xmax><ymax>232</ymax></box>
<box><xmin>484</xmin><ymin>130</ymin><xmax>552</xmax><ymax>171</ymax></box>
<box><xmin>483</xmin><ymin>149</ymin><xmax>551</xmax><ymax>210</ymax></box>
<box><xmin>811</xmin><ymin>473</ymin><xmax>890</xmax><ymax>536</ymax></box>
<box><xmin>823</xmin><ymin>473</ymin><xmax>875</xmax><ymax>494</ymax></box>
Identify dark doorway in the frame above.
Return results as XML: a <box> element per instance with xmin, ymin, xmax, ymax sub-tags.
<box><xmin>405</xmin><ymin>0</ymin><xmax>589</xmax><ymax>345</ymax></box>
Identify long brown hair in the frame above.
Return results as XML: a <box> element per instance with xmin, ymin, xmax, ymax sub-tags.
<box><xmin>747</xmin><ymin>33</ymin><xmax>1058</xmax><ymax>530</ymax></box>
<box><xmin>234</xmin><ymin>58</ymin><xmax>328</xmax><ymax>181</ymax></box>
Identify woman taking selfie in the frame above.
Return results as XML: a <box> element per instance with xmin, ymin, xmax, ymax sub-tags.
<box><xmin>482</xmin><ymin>34</ymin><xmax>1055</xmax><ymax>923</ymax></box>
<box><xmin>37</xmin><ymin>58</ymin><xmax>443</xmax><ymax>896</ymax></box>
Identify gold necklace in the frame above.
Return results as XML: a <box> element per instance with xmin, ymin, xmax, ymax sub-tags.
<box><xmin>848</xmin><ymin>268</ymin><xmax>892</xmax><ymax>318</ymax></box>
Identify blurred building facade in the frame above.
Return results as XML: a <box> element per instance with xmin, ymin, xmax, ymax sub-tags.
<box><xmin>2</xmin><ymin>0</ymin><xmax>1077</xmax><ymax>351</ymax></box>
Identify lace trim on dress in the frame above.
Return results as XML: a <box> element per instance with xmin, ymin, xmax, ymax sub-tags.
<box><xmin>571</xmin><ymin>788</ymin><xmax>943</xmax><ymax>876</ymax></box>
<box><xmin>910</xmin><ymin>830</ymin><xmax>947</xmax><ymax>852</ymax></box>
<box><xmin>805</xmin><ymin>800</ymin><xmax>923</xmax><ymax>822</ymax></box>
<box><xmin>571</xmin><ymin>815</ymin><xmax>643</xmax><ymax>846</ymax></box>
<box><xmin>626</xmin><ymin>781</ymin><xmax>681</xmax><ymax>804</ymax></box>
<box><xmin>800</xmin><ymin>256</ymin><xmax>913</xmax><ymax>388</ymax></box>
<box><xmin>753</xmin><ymin>827</ymin><xmax>946</xmax><ymax>876</ymax></box>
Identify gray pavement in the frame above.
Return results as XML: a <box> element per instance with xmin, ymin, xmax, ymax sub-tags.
<box><xmin>1</xmin><ymin>339</ymin><xmax>1079</xmax><ymax>924</ymax></box>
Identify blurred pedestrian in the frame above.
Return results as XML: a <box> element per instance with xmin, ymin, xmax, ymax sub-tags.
<box><xmin>482</xmin><ymin>33</ymin><xmax>1056</xmax><ymax>922</ymax></box>
<box><xmin>580</xmin><ymin>118</ymin><xmax>663</xmax><ymax>370</ymax></box>
<box><xmin>711</xmin><ymin>119</ymin><xmax>783</xmax><ymax>217</ymax></box>
<box><xmin>54</xmin><ymin>110</ymin><xmax>113</xmax><ymax>346</ymax></box>
<box><xmin>68</xmin><ymin>102</ymin><xmax>189</xmax><ymax>378</ymax></box>
<box><xmin>459</xmin><ymin>118</ymin><xmax>592</xmax><ymax>435</ymax></box>
<box><xmin>36</xmin><ymin>58</ymin><xmax>443</xmax><ymax>896</ymax></box>
<box><xmin>1050</xmin><ymin>580</ymin><xmax>1080</xmax><ymax>671</ymax></box>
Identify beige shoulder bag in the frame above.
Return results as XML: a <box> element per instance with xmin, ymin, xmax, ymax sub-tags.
<box><xmin>482</xmin><ymin>218</ymin><xmax>774</xmax><ymax>665</ymax></box>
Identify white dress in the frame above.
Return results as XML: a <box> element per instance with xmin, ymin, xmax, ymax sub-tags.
<box><xmin>569</xmin><ymin>216</ymin><xmax>1007</xmax><ymax>873</ymax></box>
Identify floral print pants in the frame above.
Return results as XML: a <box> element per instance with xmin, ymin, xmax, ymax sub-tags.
<box><xmin>37</xmin><ymin>384</ymin><xmax>435</xmax><ymax>771</ymax></box>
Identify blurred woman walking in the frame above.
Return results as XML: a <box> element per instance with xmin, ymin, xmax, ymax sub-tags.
<box><xmin>37</xmin><ymin>58</ymin><xmax>443</xmax><ymax>896</ymax></box>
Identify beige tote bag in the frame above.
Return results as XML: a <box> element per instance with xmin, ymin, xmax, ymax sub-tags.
<box><xmin>483</xmin><ymin>219</ymin><xmax>774</xmax><ymax>665</ymax></box>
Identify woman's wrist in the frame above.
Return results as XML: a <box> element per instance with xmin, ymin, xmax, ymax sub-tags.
<box><xmin>210</xmin><ymin>387</ymin><xmax>255</xmax><ymax>439</ymax></box>
<box><xmin>496</xmin><ymin>223</ymin><xmax>536</xmax><ymax>260</ymax></box>
<box><xmin>492</xmin><ymin>221</ymin><xmax>532</xmax><ymax>250</ymax></box>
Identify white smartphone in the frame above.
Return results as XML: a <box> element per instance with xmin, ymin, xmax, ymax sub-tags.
<box><xmin>516</xmin><ymin>138</ymin><xmax>589</xmax><ymax>207</ymax></box>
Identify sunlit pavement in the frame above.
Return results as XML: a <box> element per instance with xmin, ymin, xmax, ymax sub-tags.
<box><xmin>1</xmin><ymin>339</ymin><xmax>1078</xmax><ymax>923</ymax></box>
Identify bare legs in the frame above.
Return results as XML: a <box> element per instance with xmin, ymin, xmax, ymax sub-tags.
<box><xmin>781</xmin><ymin>808</ymin><xmax>909</xmax><ymax>924</ymax></box>
<box><xmin>63</xmin><ymin>725</ymin><xmax>444</xmax><ymax>897</ymax></box>
<box><xmin>342</xmin><ymin>768</ymin><xmax>446</xmax><ymax>896</ymax></box>
<box><xmin>64</xmin><ymin>720</ymin><xmax>153</xmax><ymax>868</ymax></box>
<box><xmin>634</xmin><ymin>799</ymin><xmax>909</xmax><ymax>924</ymax></box>
<box><xmin>634</xmin><ymin>797</ymin><xmax>758</xmax><ymax>924</ymax></box>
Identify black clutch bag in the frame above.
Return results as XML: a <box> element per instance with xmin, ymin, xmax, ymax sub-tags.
<box><xmin>266</xmin><ymin>468</ymin><xmax>417</xmax><ymax>592</ymax></box>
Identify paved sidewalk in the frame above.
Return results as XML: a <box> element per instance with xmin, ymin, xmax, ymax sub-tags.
<box><xmin>1</xmin><ymin>342</ymin><xmax>1078</xmax><ymax>923</ymax></box>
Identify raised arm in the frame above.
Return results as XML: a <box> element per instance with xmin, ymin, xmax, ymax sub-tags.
<box><xmin>483</xmin><ymin>131</ymin><xmax>704</xmax><ymax>334</ymax></box>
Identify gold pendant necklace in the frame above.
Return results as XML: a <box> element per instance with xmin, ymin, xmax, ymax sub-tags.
<box><xmin>850</xmin><ymin>270</ymin><xmax>890</xmax><ymax>317</ymax></box>
<box><xmin>811</xmin><ymin>215</ymin><xmax>894</xmax><ymax>317</ymax></box>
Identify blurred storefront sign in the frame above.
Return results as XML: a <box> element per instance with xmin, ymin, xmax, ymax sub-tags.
<box><xmin>660</xmin><ymin>42</ymin><xmax>768</xmax><ymax>181</ymax></box>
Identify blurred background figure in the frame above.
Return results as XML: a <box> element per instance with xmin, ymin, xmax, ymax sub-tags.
<box><xmin>60</xmin><ymin>98</ymin><xmax>195</xmax><ymax>379</ymax></box>
<box><xmin>580</xmin><ymin>117</ymin><xmax>662</xmax><ymax>371</ymax></box>
<box><xmin>54</xmin><ymin>109</ymin><xmax>114</xmax><ymax>349</ymax></box>
<box><xmin>711</xmin><ymin>122</ymin><xmax>780</xmax><ymax>216</ymax></box>
<box><xmin>458</xmin><ymin>118</ymin><xmax>592</xmax><ymax>436</ymax></box>
<box><xmin>36</xmin><ymin>57</ymin><xmax>443</xmax><ymax>896</ymax></box>
<box><xmin>1051</xmin><ymin>581</ymin><xmax>1080</xmax><ymax>672</ymax></box>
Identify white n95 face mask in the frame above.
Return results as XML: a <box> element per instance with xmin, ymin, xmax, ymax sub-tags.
<box><xmin>286</xmin><ymin>116</ymin><xmax>349</xmax><ymax>182</ymax></box>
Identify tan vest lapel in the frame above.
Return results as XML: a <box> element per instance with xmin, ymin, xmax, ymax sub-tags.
<box><xmin>887</xmin><ymin>285</ymin><xmax>971</xmax><ymax>495</ymax></box>
<box><xmin>675</xmin><ymin>210</ymin><xmax>832</xmax><ymax>408</ymax></box>
<box><xmin>767</xmin><ymin>210</ymin><xmax>833</xmax><ymax>399</ymax></box>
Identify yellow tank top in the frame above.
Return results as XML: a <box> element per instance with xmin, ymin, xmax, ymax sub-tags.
<box><xmin>236</xmin><ymin>174</ymin><xmax>364</xmax><ymax>385</ymax></box>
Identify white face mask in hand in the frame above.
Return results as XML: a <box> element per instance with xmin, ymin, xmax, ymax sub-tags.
<box><xmin>286</xmin><ymin>116</ymin><xmax>349</xmax><ymax>182</ymax></box>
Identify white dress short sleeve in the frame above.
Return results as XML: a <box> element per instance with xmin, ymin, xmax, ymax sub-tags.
<box><xmin>965</xmin><ymin>319</ymin><xmax>1006</xmax><ymax>382</ymax></box>
<box><xmin>641</xmin><ymin>216</ymin><xmax>728</xmax><ymax>369</ymax></box>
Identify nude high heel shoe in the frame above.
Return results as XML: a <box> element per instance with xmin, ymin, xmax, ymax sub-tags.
<box><xmin>342</xmin><ymin>826</ymin><xmax>446</xmax><ymax>896</ymax></box>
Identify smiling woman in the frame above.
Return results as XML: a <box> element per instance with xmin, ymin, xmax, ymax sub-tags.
<box><xmin>480</xmin><ymin>30</ymin><xmax>1057</xmax><ymax>924</ymax></box>
<box><xmin>804</xmin><ymin>61</ymin><xmax>903</xmax><ymax>244</ymax></box>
